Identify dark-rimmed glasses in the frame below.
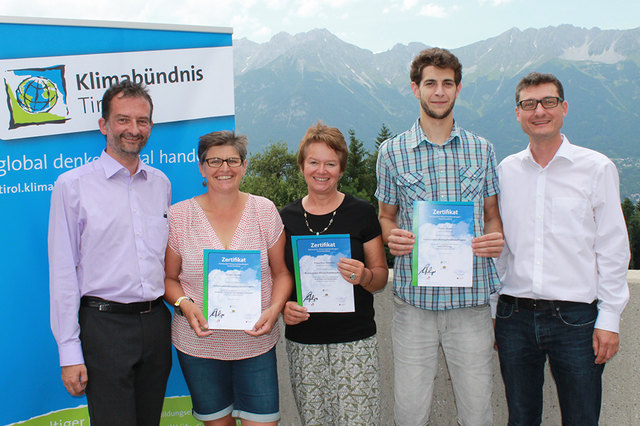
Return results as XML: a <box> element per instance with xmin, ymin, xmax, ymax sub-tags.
<box><xmin>517</xmin><ymin>96</ymin><xmax>563</xmax><ymax>111</ymax></box>
<box><xmin>203</xmin><ymin>157</ymin><xmax>243</xmax><ymax>168</ymax></box>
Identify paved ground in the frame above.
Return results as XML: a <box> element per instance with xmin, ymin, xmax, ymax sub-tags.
<box><xmin>276</xmin><ymin>271</ymin><xmax>640</xmax><ymax>425</ymax></box>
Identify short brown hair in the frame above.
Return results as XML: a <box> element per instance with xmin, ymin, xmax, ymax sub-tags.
<box><xmin>410</xmin><ymin>48</ymin><xmax>462</xmax><ymax>86</ymax></box>
<box><xmin>515</xmin><ymin>72</ymin><xmax>564</xmax><ymax>103</ymax></box>
<box><xmin>101</xmin><ymin>80</ymin><xmax>153</xmax><ymax>121</ymax></box>
<box><xmin>198</xmin><ymin>130</ymin><xmax>248</xmax><ymax>163</ymax></box>
<box><xmin>297</xmin><ymin>121</ymin><xmax>348</xmax><ymax>172</ymax></box>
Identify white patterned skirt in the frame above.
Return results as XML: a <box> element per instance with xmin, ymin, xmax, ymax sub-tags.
<box><xmin>286</xmin><ymin>335</ymin><xmax>380</xmax><ymax>426</ymax></box>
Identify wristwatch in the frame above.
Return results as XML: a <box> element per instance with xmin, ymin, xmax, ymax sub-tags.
<box><xmin>174</xmin><ymin>295</ymin><xmax>194</xmax><ymax>307</ymax></box>
<box><xmin>174</xmin><ymin>296</ymin><xmax>194</xmax><ymax>317</ymax></box>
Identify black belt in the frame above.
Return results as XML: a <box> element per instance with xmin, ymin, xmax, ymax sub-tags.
<box><xmin>81</xmin><ymin>296</ymin><xmax>163</xmax><ymax>314</ymax></box>
<box><xmin>499</xmin><ymin>294</ymin><xmax>596</xmax><ymax>311</ymax></box>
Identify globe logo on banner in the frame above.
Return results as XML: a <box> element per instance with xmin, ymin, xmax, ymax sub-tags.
<box><xmin>16</xmin><ymin>77</ymin><xmax>59</xmax><ymax>113</ymax></box>
<box><xmin>3</xmin><ymin>65</ymin><xmax>70</xmax><ymax>130</ymax></box>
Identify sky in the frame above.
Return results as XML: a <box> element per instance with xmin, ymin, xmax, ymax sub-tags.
<box><xmin>1</xmin><ymin>0</ymin><xmax>638</xmax><ymax>53</ymax></box>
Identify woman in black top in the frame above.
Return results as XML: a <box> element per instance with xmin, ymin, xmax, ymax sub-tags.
<box><xmin>280</xmin><ymin>121</ymin><xmax>388</xmax><ymax>425</ymax></box>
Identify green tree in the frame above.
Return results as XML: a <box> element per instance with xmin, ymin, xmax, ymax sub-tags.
<box><xmin>372</xmin><ymin>124</ymin><xmax>396</xmax><ymax>267</ymax></box>
<box><xmin>342</xmin><ymin>129</ymin><xmax>377</xmax><ymax>205</ymax></box>
<box><xmin>622</xmin><ymin>198</ymin><xmax>635</xmax><ymax>224</ymax></box>
<box><xmin>240</xmin><ymin>141</ymin><xmax>307</xmax><ymax>209</ymax></box>
<box><xmin>629</xmin><ymin>200</ymin><xmax>640</xmax><ymax>270</ymax></box>
<box><xmin>375</xmin><ymin>122</ymin><xmax>394</xmax><ymax>151</ymax></box>
<box><xmin>622</xmin><ymin>198</ymin><xmax>640</xmax><ymax>270</ymax></box>
<box><xmin>343</xmin><ymin>126</ymin><xmax>396</xmax><ymax>267</ymax></box>
<box><xmin>365</xmin><ymin>123</ymin><xmax>395</xmax><ymax>204</ymax></box>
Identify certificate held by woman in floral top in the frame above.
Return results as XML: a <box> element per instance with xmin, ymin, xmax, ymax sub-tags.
<box><xmin>412</xmin><ymin>201</ymin><xmax>474</xmax><ymax>287</ymax></box>
<box><xmin>203</xmin><ymin>249</ymin><xmax>262</xmax><ymax>330</ymax></box>
<box><xmin>291</xmin><ymin>234</ymin><xmax>355</xmax><ymax>313</ymax></box>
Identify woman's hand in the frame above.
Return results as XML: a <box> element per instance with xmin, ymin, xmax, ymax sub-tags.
<box><xmin>283</xmin><ymin>300</ymin><xmax>310</xmax><ymax>325</ymax></box>
<box><xmin>338</xmin><ymin>257</ymin><xmax>367</xmax><ymax>286</ymax></box>
<box><xmin>246</xmin><ymin>306</ymin><xmax>279</xmax><ymax>337</ymax></box>
<box><xmin>180</xmin><ymin>300</ymin><xmax>214</xmax><ymax>338</ymax></box>
<box><xmin>165</xmin><ymin>246</ymin><xmax>213</xmax><ymax>337</ymax></box>
<box><xmin>339</xmin><ymin>236</ymin><xmax>389</xmax><ymax>293</ymax></box>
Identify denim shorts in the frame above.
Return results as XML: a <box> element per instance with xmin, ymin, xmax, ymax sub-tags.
<box><xmin>176</xmin><ymin>347</ymin><xmax>279</xmax><ymax>422</ymax></box>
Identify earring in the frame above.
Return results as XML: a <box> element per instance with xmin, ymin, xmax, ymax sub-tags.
<box><xmin>202</xmin><ymin>177</ymin><xmax>207</xmax><ymax>187</ymax></box>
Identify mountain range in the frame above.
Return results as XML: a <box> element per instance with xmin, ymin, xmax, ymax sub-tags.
<box><xmin>232</xmin><ymin>25</ymin><xmax>640</xmax><ymax>200</ymax></box>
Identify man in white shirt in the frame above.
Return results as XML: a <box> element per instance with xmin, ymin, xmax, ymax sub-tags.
<box><xmin>494</xmin><ymin>72</ymin><xmax>630</xmax><ymax>425</ymax></box>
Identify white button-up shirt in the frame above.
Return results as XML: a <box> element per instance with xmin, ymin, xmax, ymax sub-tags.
<box><xmin>494</xmin><ymin>136</ymin><xmax>629</xmax><ymax>333</ymax></box>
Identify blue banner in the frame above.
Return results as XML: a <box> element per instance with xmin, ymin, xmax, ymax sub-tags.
<box><xmin>0</xmin><ymin>17</ymin><xmax>233</xmax><ymax>425</ymax></box>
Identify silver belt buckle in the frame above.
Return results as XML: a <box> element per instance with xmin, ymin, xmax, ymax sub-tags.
<box><xmin>141</xmin><ymin>301</ymin><xmax>153</xmax><ymax>314</ymax></box>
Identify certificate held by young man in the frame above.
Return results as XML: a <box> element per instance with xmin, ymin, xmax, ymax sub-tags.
<box><xmin>291</xmin><ymin>234</ymin><xmax>355</xmax><ymax>313</ymax></box>
<box><xmin>203</xmin><ymin>249</ymin><xmax>262</xmax><ymax>330</ymax></box>
<box><xmin>412</xmin><ymin>201</ymin><xmax>474</xmax><ymax>287</ymax></box>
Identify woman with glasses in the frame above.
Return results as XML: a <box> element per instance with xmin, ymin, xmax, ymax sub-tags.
<box><xmin>164</xmin><ymin>131</ymin><xmax>292</xmax><ymax>426</ymax></box>
<box><xmin>280</xmin><ymin>121</ymin><xmax>389</xmax><ymax>425</ymax></box>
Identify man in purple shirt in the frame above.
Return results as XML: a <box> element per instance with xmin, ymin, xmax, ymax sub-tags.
<box><xmin>48</xmin><ymin>81</ymin><xmax>171</xmax><ymax>426</ymax></box>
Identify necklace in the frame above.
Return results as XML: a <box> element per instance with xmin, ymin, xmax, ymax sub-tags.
<box><xmin>303</xmin><ymin>209</ymin><xmax>336</xmax><ymax>235</ymax></box>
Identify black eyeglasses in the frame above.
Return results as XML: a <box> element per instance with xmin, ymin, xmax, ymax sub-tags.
<box><xmin>203</xmin><ymin>157</ymin><xmax>243</xmax><ymax>168</ymax></box>
<box><xmin>517</xmin><ymin>96</ymin><xmax>563</xmax><ymax>111</ymax></box>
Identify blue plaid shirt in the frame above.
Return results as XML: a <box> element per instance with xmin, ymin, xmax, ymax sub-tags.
<box><xmin>376</xmin><ymin>119</ymin><xmax>500</xmax><ymax>310</ymax></box>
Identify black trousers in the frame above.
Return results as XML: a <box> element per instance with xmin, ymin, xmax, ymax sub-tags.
<box><xmin>79</xmin><ymin>301</ymin><xmax>172</xmax><ymax>426</ymax></box>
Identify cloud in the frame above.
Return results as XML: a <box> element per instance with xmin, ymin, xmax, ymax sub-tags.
<box><xmin>229</xmin><ymin>13</ymin><xmax>273</xmax><ymax>41</ymax></box>
<box><xmin>250</xmin><ymin>25</ymin><xmax>274</xmax><ymax>39</ymax></box>
<box><xmin>478</xmin><ymin>0</ymin><xmax>513</xmax><ymax>5</ymax></box>
<box><xmin>383</xmin><ymin>0</ymin><xmax>418</xmax><ymax>12</ymax></box>
<box><xmin>401</xmin><ymin>0</ymin><xmax>419</xmax><ymax>11</ymax></box>
<box><xmin>264</xmin><ymin>0</ymin><xmax>287</xmax><ymax>8</ymax></box>
<box><xmin>294</xmin><ymin>0</ymin><xmax>354</xmax><ymax>18</ymax></box>
<box><xmin>296</xmin><ymin>1</ymin><xmax>322</xmax><ymax>18</ymax></box>
<box><xmin>418</xmin><ymin>4</ymin><xmax>448</xmax><ymax>18</ymax></box>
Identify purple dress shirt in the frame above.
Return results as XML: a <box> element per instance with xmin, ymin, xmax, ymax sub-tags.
<box><xmin>48</xmin><ymin>150</ymin><xmax>170</xmax><ymax>366</ymax></box>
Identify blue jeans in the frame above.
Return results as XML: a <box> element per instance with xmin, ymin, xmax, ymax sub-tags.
<box><xmin>495</xmin><ymin>296</ymin><xmax>604</xmax><ymax>426</ymax></box>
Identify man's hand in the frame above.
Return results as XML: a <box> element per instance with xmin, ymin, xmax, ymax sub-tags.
<box><xmin>388</xmin><ymin>228</ymin><xmax>415</xmax><ymax>256</ymax></box>
<box><xmin>492</xmin><ymin>318</ymin><xmax>498</xmax><ymax>350</ymax></box>
<box><xmin>593</xmin><ymin>328</ymin><xmax>620</xmax><ymax>364</ymax></box>
<box><xmin>472</xmin><ymin>232</ymin><xmax>504</xmax><ymax>258</ymax></box>
<box><xmin>61</xmin><ymin>364</ymin><xmax>88</xmax><ymax>396</ymax></box>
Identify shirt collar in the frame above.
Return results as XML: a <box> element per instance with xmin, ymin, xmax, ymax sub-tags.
<box><xmin>552</xmin><ymin>135</ymin><xmax>575</xmax><ymax>163</ymax></box>
<box><xmin>99</xmin><ymin>150</ymin><xmax>148</xmax><ymax>180</ymax></box>
<box><xmin>410</xmin><ymin>118</ymin><xmax>460</xmax><ymax>149</ymax></box>
<box><xmin>522</xmin><ymin>134</ymin><xmax>574</xmax><ymax>167</ymax></box>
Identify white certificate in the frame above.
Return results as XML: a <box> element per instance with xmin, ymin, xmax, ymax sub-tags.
<box><xmin>291</xmin><ymin>234</ymin><xmax>355</xmax><ymax>313</ymax></box>
<box><xmin>412</xmin><ymin>201</ymin><xmax>474</xmax><ymax>287</ymax></box>
<box><xmin>203</xmin><ymin>250</ymin><xmax>261</xmax><ymax>330</ymax></box>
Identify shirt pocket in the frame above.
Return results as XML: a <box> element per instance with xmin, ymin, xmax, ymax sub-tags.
<box><xmin>459</xmin><ymin>166</ymin><xmax>484</xmax><ymax>202</ymax></box>
<box><xmin>551</xmin><ymin>197</ymin><xmax>587</xmax><ymax>236</ymax></box>
<box><xmin>144</xmin><ymin>215</ymin><xmax>169</xmax><ymax>257</ymax></box>
<box><xmin>396</xmin><ymin>171</ymin><xmax>432</xmax><ymax>202</ymax></box>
